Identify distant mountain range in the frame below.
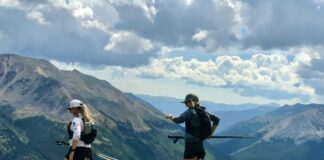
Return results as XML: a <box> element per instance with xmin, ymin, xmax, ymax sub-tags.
<box><xmin>136</xmin><ymin>94</ymin><xmax>279</xmax><ymax>113</ymax></box>
<box><xmin>135</xmin><ymin>94</ymin><xmax>278</xmax><ymax>131</ymax></box>
<box><xmin>213</xmin><ymin>106</ymin><xmax>276</xmax><ymax>132</ymax></box>
<box><xmin>215</xmin><ymin>103</ymin><xmax>324</xmax><ymax>160</ymax></box>
<box><xmin>0</xmin><ymin>54</ymin><xmax>227</xmax><ymax>160</ymax></box>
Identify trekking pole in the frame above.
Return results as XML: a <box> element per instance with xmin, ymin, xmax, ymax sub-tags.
<box><xmin>96</xmin><ymin>153</ymin><xmax>119</xmax><ymax>160</ymax></box>
<box><xmin>168</xmin><ymin>135</ymin><xmax>252</xmax><ymax>144</ymax></box>
<box><xmin>55</xmin><ymin>140</ymin><xmax>119</xmax><ymax>160</ymax></box>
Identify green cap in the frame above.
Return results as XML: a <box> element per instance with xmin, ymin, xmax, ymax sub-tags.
<box><xmin>181</xmin><ymin>93</ymin><xmax>199</xmax><ymax>103</ymax></box>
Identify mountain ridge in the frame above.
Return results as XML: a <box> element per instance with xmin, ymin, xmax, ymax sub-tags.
<box><xmin>216</xmin><ymin>103</ymin><xmax>324</xmax><ymax>160</ymax></box>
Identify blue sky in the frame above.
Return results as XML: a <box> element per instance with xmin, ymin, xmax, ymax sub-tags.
<box><xmin>1</xmin><ymin>0</ymin><xmax>324</xmax><ymax>105</ymax></box>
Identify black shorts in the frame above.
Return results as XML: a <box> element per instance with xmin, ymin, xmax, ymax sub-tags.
<box><xmin>65</xmin><ymin>147</ymin><xmax>93</xmax><ymax>160</ymax></box>
<box><xmin>184</xmin><ymin>141</ymin><xmax>206</xmax><ymax>159</ymax></box>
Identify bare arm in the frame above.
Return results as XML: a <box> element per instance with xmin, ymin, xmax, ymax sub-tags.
<box><xmin>209</xmin><ymin>114</ymin><xmax>220</xmax><ymax>138</ymax></box>
<box><xmin>69</xmin><ymin>119</ymin><xmax>82</xmax><ymax>160</ymax></box>
<box><xmin>210</xmin><ymin>125</ymin><xmax>218</xmax><ymax>138</ymax></box>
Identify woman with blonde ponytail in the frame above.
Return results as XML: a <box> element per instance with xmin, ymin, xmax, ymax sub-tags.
<box><xmin>65</xmin><ymin>99</ymin><xmax>94</xmax><ymax>160</ymax></box>
<box><xmin>80</xmin><ymin>104</ymin><xmax>94</xmax><ymax>123</ymax></box>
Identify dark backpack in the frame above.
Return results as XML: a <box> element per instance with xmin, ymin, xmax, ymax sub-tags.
<box><xmin>80</xmin><ymin>121</ymin><xmax>97</xmax><ymax>144</ymax></box>
<box><xmin>194</xmin><ymin>107</ymin><xmax>212</xmax><ymax>141</ymax></box>
<box><xmin>67</xmin><ymin>120</ymin><xmax>97</xmax><ymax>144</ymax></box>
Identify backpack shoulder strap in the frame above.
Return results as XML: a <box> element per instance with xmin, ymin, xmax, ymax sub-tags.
<box><xmin>194</xmin><ymin>106</ymin><xmax>206</xmax><ymax>113</ymax></box>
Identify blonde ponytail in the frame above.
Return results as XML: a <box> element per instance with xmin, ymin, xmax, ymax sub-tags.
<box><xmin>80</xmin><ymin>104</ymin><xmax>94</xmax><ymax>122</ymax></box>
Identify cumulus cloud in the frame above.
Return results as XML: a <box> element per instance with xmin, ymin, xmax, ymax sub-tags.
<box><xmin>0</xmin><ymin>0</ymin><xmax>160</xmax><ymax>67</ymax></box>
<box><xmin>0</xmin><ymin>0</ymin><xmax>245</xmax><ymax>67</ymax></box>
<box><xmin>295</xmin><ymin>47</ymin><xmax>324</xmax><ymax>95</ymax></box>
<box><xmin>1</xmin><ymin>0</ymin><xmax>324</xmax><ymax>69</ymax></box>
<box><xmin>0</xmin><ymin>0</ymin><xmax>19</xmax><ymax>8</ymax></box>
<box><xmin>241</xmin><ymin>0</ymin><xmax>324</xmax><ymax>49</ymax></box>
<box><xmin>109</xmin><ymin>0</ymin><xmax>324</xmax><ymax>51</ymax></box>
<box><xmin>115</xmin><ymin>0</ymin><xmax>239</xmax><ymax>51</ymax></box>
<box><xmin>192</xmin><ymin>29</ymin><xmax>208</xmax><ymax>42</ymax></box>
<box><xmin>26</xmin><ymin>10</ymin><xmax>49</xmax><ymax>24</ymax></box>
<box><xmin>105</xmin><ymin>31</ymin><xmax>154</xmax><ymax>54</ymax></box>
<box><xmin>72</xmin><ymin>5</ymin><xmax>93</xmax><ymax>19</ymax></box>
<box><xmin>111</xmin><ymin>52</ymin><xmax>315</xmax><ymax>100</ymax></box>
<box><xmin>63</xmin><ymin>0</ymin><xmax>117</xmax><ymax>32</ymax></box>
<box><xmin>48</xmin><ymin>46</ymin><xmax>324</xmax><ymax>102</ymax></box>
<box><xmin>107</xmin><ymin>0</ymin><xmax>158</xmax><ymax>22</ymax></box>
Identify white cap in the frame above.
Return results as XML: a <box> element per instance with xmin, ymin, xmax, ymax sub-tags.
<box><xmin>67</xmin><ymin>99</ymin><xmax>83</xmax><ymax>110</ymax></box>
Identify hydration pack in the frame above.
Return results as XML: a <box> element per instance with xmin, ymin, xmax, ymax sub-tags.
<box><xmin>80</xmin><ymin>121</ymin><xmax>97</xmax><ymax>144</ymax></box>
<box><xmin>195</xmin><ymin>107</ymin><xmax>212</xmax><ymax>141</ymax></box>
<box><xmin>67</xmin><ymin>120</ymin><xmax>97</xmax><ymax>144</ymax></box>
<box><xmin>186</xmin><ymin>107</ymin><xmax>212</xmax><ymax>141</ymax></box>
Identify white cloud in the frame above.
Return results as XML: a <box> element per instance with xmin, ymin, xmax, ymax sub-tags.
<box><xmin>112</xmin><ymin>52</ymin><xmax>316</xmax><ymax>101</ymax></box>
<box><xmin>185</xmin><ymin>0</ymin><xmax>194</xmax><ymax>6</ymax></box>
<box><xmin>2</xmin><ymin>0</ymin><xmax>324</xmax><ymax>104</ymax></box>
<box><xmin>72</xmin><ymin>5</ymin><xmax>93</xmax><ymax>19</ymax></box>
<box><xmin>81</xmin><ymin>19</ymin><xmax>108</xmax><ymax>32</ymax></box>
<box><xmin>241</xmin><ymin>0</ymin><xmax>324</xmax><ymax>49</ymax></box>
<box><xmin>1</xmin><ymin>0</ymin><xmax>324</xmax><ymax>68</ymax></box>
<box><xmin>0</xmin><ymin>0</ymin><xmax>19</xmax><ymax>8</ymax></box>
<box><xmin>134</xmin><ymin>0</ymin><xmax>158</xmax><ymax>22</ymax></box>
<box><xmin>50</xmin><ymin>47</ymin><xmax>318</xmax><ymax>102</ymax></box>
<box><xmin>63</xmin><ymin>0</ymin><xmax>112</xmax><ymax>33</ymax></box>
<box><xmin>107</xmin><ymin>0</ymin><xmax>157</xmax><ymax>22</ymax></box>
<box><xmin>49</xmin><ymin>50</ymin><xmax>324</xmax><ymax>103</ymax></box>
<box><xmin>26</xmin><ymin>10</ymin><xmax>49</xmax><ymax>25</ymax></box>
<box><xmin>292</xmin><ymin>47</ymin><xmax>324</xmax><ymax>96</ymax></box>
<box><xmin>51</xmin><ymin>59</ymin><xmax>302</xmax><ymax>105</ymax></box>
<box><xmin>192</xmin><ymin>29</ymin><xmax>208</xmax><ymax>42</ymax></box>
<box><xmin>105</xmin><ymin>31</ymin><xmax>154</xmax><ymax>54</ymax></box>
<box><xmin>0</xmin><ymin>0</ymin><xmax>239</xmax><ymax>66</ymax></box>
